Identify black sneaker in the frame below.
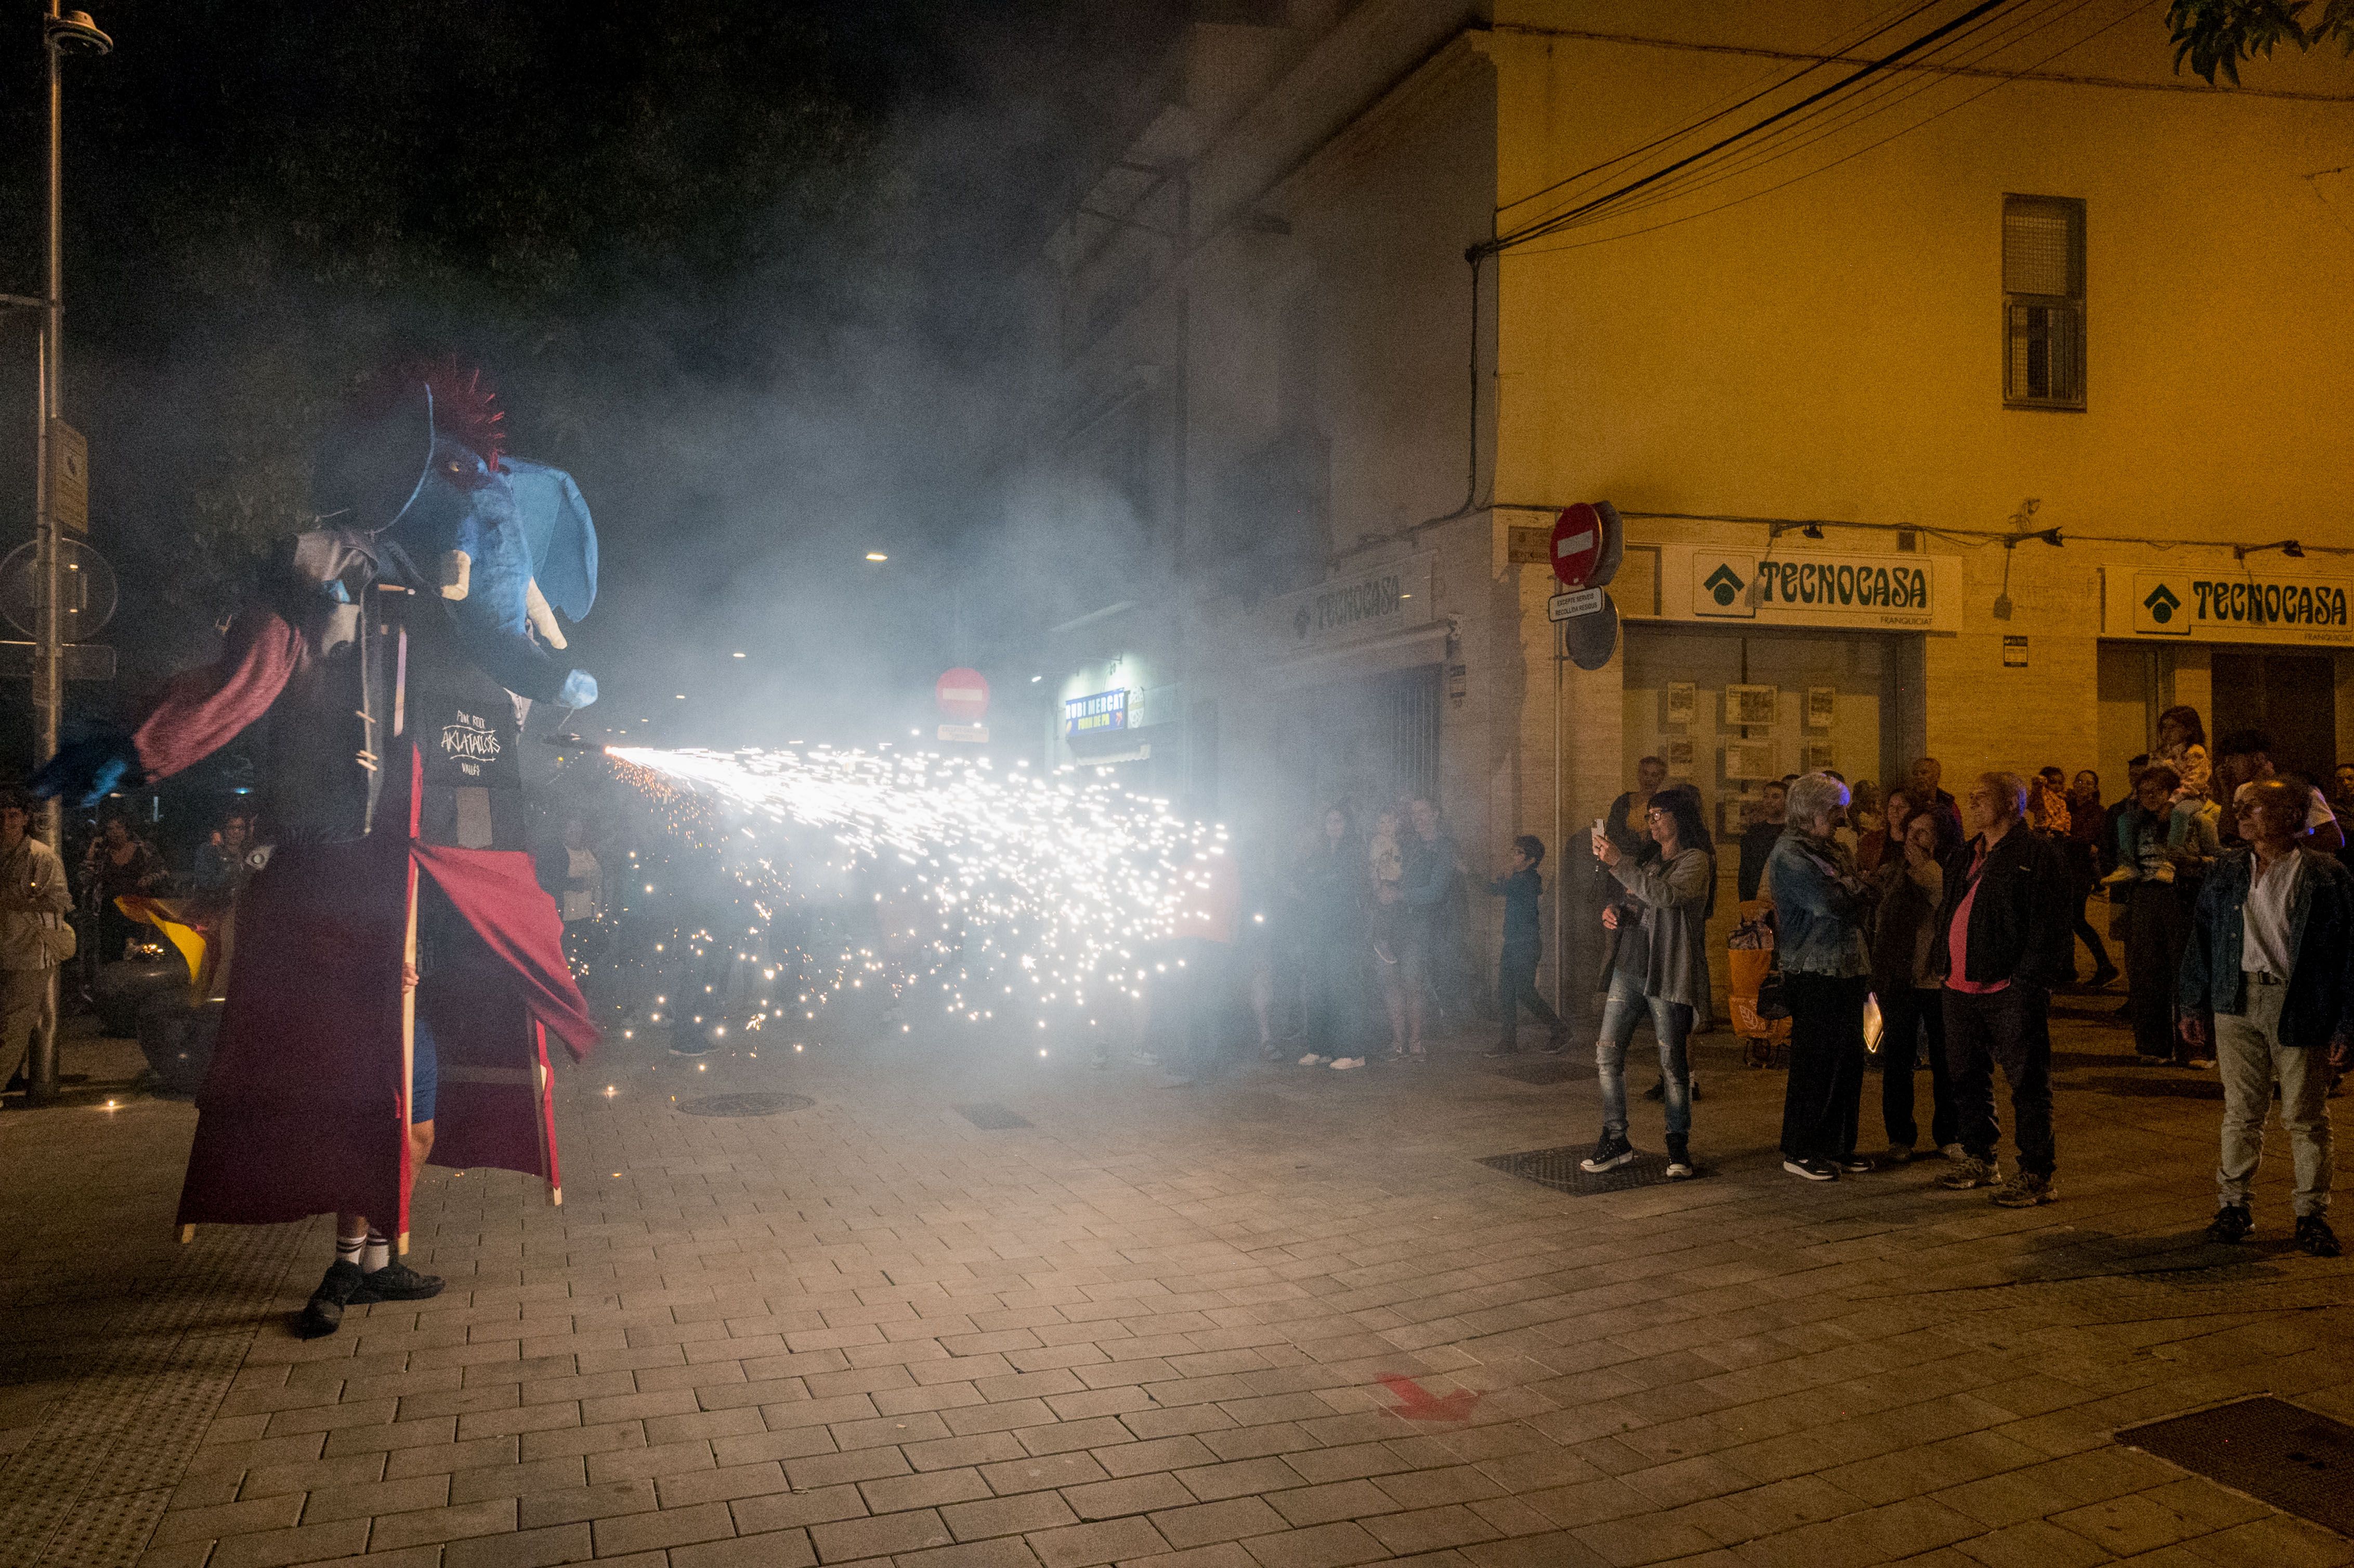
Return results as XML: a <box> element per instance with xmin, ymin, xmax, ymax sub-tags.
<box><xmin>1782</xmin><ymin>1156</ymin><xmax>1838</xmax><ymax>1182</ymax></box>
<box><xmin>2206</xmin><ymin>1204</ymin><xmax>2253</xmax><ymax>1244</ymax></box>
<box><xmin>297</xmin><ymin>1260</ymin><xmax>365</xmax><ymax>1340</ymax></box>
<box><xmin>1580</xmin><ymin>1133</ymin><xmax>1637</xmax><ymax>1173</ymax></box>
<box><xmin>351</xmin><ymin>1260</ymin><xmax>446</xmax><ymax>1303</ymax></box>
<box><xmin>1538</xmin><ymin>1025</ymin><xmax>1569</xmax><ymax>1056</ymax></box>
<box><xmin>1642</xmin><ymin>1080</ymin><xmax>1665</xmax><ymax>1102</ymax></box>
<box><xmin>2295</xmin><ymin>1214</ymin><xmax>2340</xmax><ymax>1258</ymax></box>
<box><xmin>1836</xmin><ymin>1155</ymin><xmax>1875</xmax><ymax>1174</ymax></box>
<box><xmin>1665</xmin><ymin>1138</ymin><xmax>1694</xmax><ymax>1181</ymax></box>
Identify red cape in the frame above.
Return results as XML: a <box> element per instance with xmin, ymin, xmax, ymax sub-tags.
<box><xmin>175</xmin><ymin>748</ymin><xmax>595</xmax><ymax>1236</ymax></box>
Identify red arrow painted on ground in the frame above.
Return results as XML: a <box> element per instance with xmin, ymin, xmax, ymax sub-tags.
<box><xmin>1377</xmin><ymin>1374</ymin><xmax>1481</xmax><ymax>1422</ymax></box>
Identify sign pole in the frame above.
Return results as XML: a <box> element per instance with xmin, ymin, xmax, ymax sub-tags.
<box><xmin>29</xmin><ymin>7</ymin><xmax>67</xmax><ymax>1104</ymax></box>
<box><xmin>1551</xmin><ymin>621</ymin><xmax>1563</xmax><ymax>1021</ymax></box>
<box><xmin>28</xmin><ymin>4</ymin><xmax>108</xmax><ymax>1103</ymax></box>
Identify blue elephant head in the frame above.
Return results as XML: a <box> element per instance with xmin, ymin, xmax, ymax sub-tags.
<box><xmin>314</xmin><ymin>367</ymin><xmax>598</xmax><ymax>709</ymax></box>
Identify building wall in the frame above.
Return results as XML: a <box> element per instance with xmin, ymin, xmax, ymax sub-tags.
<box><xmin>1483</xmin><ymin>5</ymin><xmax>2354</xmax><ymax>1005</ymax></box>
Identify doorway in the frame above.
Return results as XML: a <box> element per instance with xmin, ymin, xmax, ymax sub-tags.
<box><xmin>2212</xmin><ymin>651</ymin><xmax>2336</xmax><ymax>788</ymax></box>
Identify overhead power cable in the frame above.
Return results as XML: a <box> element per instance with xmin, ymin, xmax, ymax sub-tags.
<box><xmin>1506</xmin><ymin>0</ymin><xmax>2146</xmax><ymax>257</ymax></box>
<box><xmin>1547</xmin><ymin>0</ymin><xmax>2096</xmax><ymax>238</ymax></box>
<box><xmin>1496</xmin><ymin>0</ymin><xmax>1948</xmax><ymax>222</ymax></box>
<box><xmin>1476</xmin><ymin>0</ymin><xmax>2019</xmax><ymax>258</ymax></box>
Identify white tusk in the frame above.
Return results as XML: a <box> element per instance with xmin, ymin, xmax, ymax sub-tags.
<box><xmin>439</xmin><ymin>550</ymin><xmax>472</xmax><ymax>602</ymax></box>
<box><xmin>524</xmin><ymin>578</ymin><xmax>567</xmax><ymax>649</ymax></box>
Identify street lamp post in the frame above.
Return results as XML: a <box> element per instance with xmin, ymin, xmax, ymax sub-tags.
<box><xmin>27</xmin><ymin>6</ymin><xmax>110</xmax><ymax>1103</ymax></box>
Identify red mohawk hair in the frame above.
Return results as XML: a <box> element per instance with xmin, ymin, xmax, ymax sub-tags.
<box><xmin>348</xmin><ymin>357</ymin><xmax>506</xmax><ymax>472</ymax></box>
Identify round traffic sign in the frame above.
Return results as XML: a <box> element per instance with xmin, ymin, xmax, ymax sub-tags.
<box><xmin>935</xmin><ymin>667</ymin><xmax>990</xmax><ymax>722</ymax></box>
<box><xmin>1562</xmin><ymin>591</ymin><xmax>1619</xmax><ymax>671</ymax></box>
<box><xmin>0</xmin><ymin>538</ymin><xmax>116</xmax><ymax>643</ymax></box>
<box><xmin>1551</xmin><ymin>503</ymin><xmax>1602</xmax><ymax>587</ymax></box>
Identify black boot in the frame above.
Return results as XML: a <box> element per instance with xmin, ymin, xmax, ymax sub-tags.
<box><xmin>297</xmin><ymin>1260</ymin><xmax>365</xmax><ymax>1340</ymax></box>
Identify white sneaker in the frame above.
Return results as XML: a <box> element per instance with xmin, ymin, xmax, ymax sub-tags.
<box><xmin>1330</xmin><ymin>1056</ymin><xmax>1365</xmax><ymax>1070</ymax></box>
<box><xmin>1298</xmin><ymin>1053</ymin><xmax>1327</xmax><ymax>1067</ymax></box>
<box><xmin>2100</xmin><ymin>866</ymin><xmax>2135</xmax><ymax>886</ymax></box>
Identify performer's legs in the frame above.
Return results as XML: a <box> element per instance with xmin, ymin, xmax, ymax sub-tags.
<box><xmin>299</xmin><ymin>1021</ymin><xmax>447</xmax><ymax>1338</ymax></box>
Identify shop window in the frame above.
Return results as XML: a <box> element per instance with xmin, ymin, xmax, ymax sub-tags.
<box><xmin>2002</xmin><ymin>194</ymin><xmax>2085</xmax><ymax>410</ymax></box>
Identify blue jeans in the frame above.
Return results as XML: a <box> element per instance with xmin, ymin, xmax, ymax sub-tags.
<box><xmin>1596</xmin><ymin>969</ymin><xmax>1692</xmax><ymax>1142</ymax></box>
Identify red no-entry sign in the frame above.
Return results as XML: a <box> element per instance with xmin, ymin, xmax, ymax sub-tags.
<box><xmin>1551</xmin><ymin>504</ymin><xmax>1601</xmax><ymax>587</ymax></box>
<box><xmin>935</xmin><ymin>668</ymin><xmax>990</xmax><ymax>722</ymax></box>
<box><xmin>1549</xmin><ymin>501</ymin><xmax>1624</xmax><ymax>589</ymax></box>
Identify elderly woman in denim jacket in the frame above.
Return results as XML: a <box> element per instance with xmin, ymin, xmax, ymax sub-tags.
<box><xmin>1766</xmin><ymin>773</ymin><xmax>1884</xmax><ymax>1182</ymax></box>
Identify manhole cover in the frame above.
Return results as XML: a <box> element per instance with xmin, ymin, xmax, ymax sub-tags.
<box><xmin>954</xmin><ymin>1103</ymin><xmax>1031</xmax><ymax>1129</ymax></box>
<box><xmin>675</xmin><ymin>1093</ymin><xmax>813</xmax><ymax>1117</ymax></box>
<box><xmin>2118</xmin><ymin>1396</ymin><xmax>2354</xmax><ymax>1536</ymax></box>
<box><xmin>1489</xmin><ymin>1058</ymin><xmax>1584</xmax><ymax>1086</ymax></box>
<box><xmin>1477</xmin><ymin>1145</ymin><xmax>1691</xmax><ymax>1194</ymax></box>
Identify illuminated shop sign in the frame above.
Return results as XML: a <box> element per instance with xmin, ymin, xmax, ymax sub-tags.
<box><xmin>1064</xmin><ymin>689</ymin><xmax>1128</xmax><ymax>736</ymax></box>
<box><xmin>1685</xmin><ymin>551</ymin><xmax>1941</xmax><ymax>629</ymax></box>
<box><xmin>1268</xmin><ymin>554</ymin><xmax>1438</xmax><ymax>650</ymax></box>
<box><xmin>2112</xmin><ymin>569</ymin><xmax>2354</xmax><ymax>644</ymax></box>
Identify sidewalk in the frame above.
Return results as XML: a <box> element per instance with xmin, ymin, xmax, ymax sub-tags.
<box><xmin>2</xmin><ymin>1001</ymin><xmax>2349</xmax><ymax>1568</ymax></box>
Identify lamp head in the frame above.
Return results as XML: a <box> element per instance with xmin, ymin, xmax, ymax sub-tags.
<box><xmin>46</xmin><ymin>11</ymin><xmax>112</xmax><ymax>54</ymax></box>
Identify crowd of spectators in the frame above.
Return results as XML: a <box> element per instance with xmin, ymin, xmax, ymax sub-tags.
<box><xmin>1705</xmin><ymin>714</ymin><xmax>2343</xmax><ymax>1251</ymax></box>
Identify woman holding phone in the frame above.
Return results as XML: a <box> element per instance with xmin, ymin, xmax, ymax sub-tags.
<box><xmin>1583</xmin><ymin>787</ymin><xmax>1713</xmax><ymax>1180</ymax></box>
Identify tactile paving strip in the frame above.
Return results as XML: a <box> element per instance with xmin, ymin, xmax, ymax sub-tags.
<box><xmin>0</xmin><ymin>1219</ymin><xmax>307</xmax><ymax>1568</ymax></box>
<box><xmin>2118</xmin><ymin>1396</ymin><xmax>2354</xmax><ymax>1536</ymax></box>
<box><xmin>1477</xmin><ymin>1145</ymin><xmax>1689</xmax><ymax>1194</ymax></box>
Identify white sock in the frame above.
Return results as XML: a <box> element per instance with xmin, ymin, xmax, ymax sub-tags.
<box><xmin>362</xmin><ymin>1231</ymin><xmax>390</xmax><ymax>1274</ymax></box>
<box><xmin>335</xmin><ymin>1231</ymin><xmax>365</xmax><ymax>1269</ymax></box>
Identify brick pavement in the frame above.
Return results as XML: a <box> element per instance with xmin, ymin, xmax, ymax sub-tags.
<box><xmin>3</xmin><ymin>1001</ymin><xmax>2351</xmax><ymax>1568</ymax></box>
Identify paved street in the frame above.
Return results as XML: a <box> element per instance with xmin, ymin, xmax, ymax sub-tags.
<box><xmin>4</xmin><ymin>998</ymin><xmax>2351</xmax><ymax>1568</ymax></box>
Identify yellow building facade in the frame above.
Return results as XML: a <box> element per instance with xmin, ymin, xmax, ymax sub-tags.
<box><xmin>1486</xmin><ymin>4</ymin><xmax>2354</xmax><ymax>1005</ymax></box>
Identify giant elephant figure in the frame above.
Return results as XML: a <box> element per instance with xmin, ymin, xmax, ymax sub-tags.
<box><xmin>35</xmin><ymin>364</ymin><xmax>603</xmax><ymax>1320</ymax></box>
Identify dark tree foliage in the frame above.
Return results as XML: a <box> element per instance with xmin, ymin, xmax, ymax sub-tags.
<box><xmin>2167</xmin><ymin>0</ymin><xmax>2354</xmax><ymax>82</ymax></box>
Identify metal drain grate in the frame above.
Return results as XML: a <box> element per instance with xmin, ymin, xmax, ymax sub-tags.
<box><xmin>2118</xmin><ymin>1396</ymin><xmax>2354</xmax><ymax>1536</ymax></box>
<box><xmin>1477</xmin><ymin>1145</ymin><xmax>1690</xmax><ymax>1194</ymax></box>
<box><xmin>1488</xmin><ymin>1058</ymin><xmax>1584</xmax><ymax>1086</ymax></box>
<box><xmin>674</xmin><ymin>1092</ymin><xmax>814</xmax><ymax>1117</ymax></box>
<box><xmin>954</xmin><ymin>1103</ymin><xmax>1032</xmax><ymax>1129</ymax></box>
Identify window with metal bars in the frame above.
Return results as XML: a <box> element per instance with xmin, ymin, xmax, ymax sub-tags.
<box><xmin>2002</xmin><ymin>194</ymin><xmax>2085</xmax><ymax>409</ymax></box>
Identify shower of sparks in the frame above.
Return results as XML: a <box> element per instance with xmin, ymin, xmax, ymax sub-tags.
<box><xmin>605</xmin><ymin>745</ymin><xmax>1225</xmax><ymax>1039</ymax></box>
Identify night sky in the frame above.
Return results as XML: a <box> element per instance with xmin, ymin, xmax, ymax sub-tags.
<box><xmin>0</xmin><ymin>0</ymin><xmax>1184</xmax><ymax>775</ymax></box>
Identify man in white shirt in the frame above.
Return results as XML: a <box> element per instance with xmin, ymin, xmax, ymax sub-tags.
<box><xmin>2180</xmin><ymin>778</ymin><xmax>2353</xmax><ymax>1257</ymax></box>
<box><xmin>0</xmin><ymin>790</ymin><xmax>72</xmax><ymax>1102</ymax></box>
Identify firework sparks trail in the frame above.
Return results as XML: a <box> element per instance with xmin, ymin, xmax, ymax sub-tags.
<box><xmin>606</xmin><ymin>746</ymin><xmax>1225</xmax><ymax>1034</ymax></box>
